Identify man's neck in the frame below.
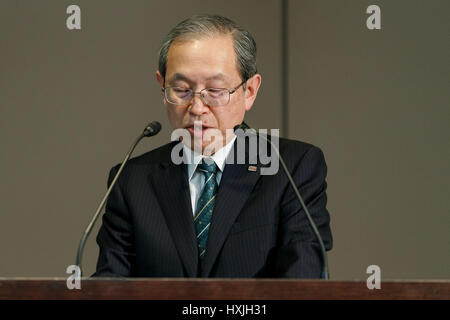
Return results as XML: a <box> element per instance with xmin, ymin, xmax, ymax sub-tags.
<box><xmin>182</xmin><ymin>135</ymin><xmax>237</xmax><ymax>167</ymax></box>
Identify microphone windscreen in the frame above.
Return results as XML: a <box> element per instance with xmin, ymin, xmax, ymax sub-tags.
<box><xmin>143</xmin><ymin>121</ymin><xmax>162</xmax><ymax>137</ymax></box>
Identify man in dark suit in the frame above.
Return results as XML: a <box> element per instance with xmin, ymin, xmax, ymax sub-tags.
<box><xmin>93</xmin><ymin>14</ymin><xmax>332</xmax><ymax>278</ymax></box>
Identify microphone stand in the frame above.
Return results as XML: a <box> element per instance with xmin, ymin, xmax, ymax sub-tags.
<box><xmin>235</xmin><ymin>122</ymin><xmax>329</xmax><ymax>279</ymax></box>
<box><xmin>75</xmin><ymin>122</ymin><xmax>161</xmax><ymax>276</ymax></box>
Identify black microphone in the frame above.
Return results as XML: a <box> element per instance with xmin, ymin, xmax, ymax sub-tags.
<box><xmin>75</xmin><ymin>121</ymin><xmax>161</xmax><ymax>275</ymax></box>
<box><xmin>233</xmin><ymin>122</ymin><xmax>329</xmax><ymax>279</ymax></box>
<box><xmin>143</xmin><ymin>121</ymin><xmax>162</xmax><ymax>137</ymax></box>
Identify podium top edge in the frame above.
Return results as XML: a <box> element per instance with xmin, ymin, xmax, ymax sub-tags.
<box><xmin>0</xmin><ymin>277</ymin><xmax>449</xmax><ymax>283</ymax></box>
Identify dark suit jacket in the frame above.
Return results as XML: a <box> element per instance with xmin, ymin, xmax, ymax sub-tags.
<box><xmin>93</xmin><ymin>137</ymin><xmax>332</xmax><ymax>278</ymax></box>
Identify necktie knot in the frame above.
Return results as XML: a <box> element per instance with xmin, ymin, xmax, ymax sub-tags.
<box><xmin>197</xmin><ymin>159</ymin><xmax>218</xmax><ymax>175</ymax></box>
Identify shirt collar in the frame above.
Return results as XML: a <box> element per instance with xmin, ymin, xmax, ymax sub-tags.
<box><xmin>183</xmin><ymin>135</ymin><xmax>237</xmax><ymax>181</ymax></box>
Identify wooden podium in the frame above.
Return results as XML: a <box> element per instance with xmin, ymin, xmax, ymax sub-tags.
<box><xmin>0</xmin><ymin>278</ymin><xmax>448</xmax><ymax>300</ymax></box>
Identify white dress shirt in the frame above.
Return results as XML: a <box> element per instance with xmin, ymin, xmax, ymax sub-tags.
<box><xmin>183</xmin><ymin>136</ymin><xmax>237</xmax><ymax>215</ymax></box>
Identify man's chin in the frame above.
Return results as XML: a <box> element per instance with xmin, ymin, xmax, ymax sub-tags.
<box><xmin>182</xmin><ymin>136</ymin><xmax>224</xmax><ymax>156</ymax></box>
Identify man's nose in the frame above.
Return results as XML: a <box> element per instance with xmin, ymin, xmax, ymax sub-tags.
<box><xmin>188</xmin><ymin>93</ymin><xmax>209</xmax><ymax>115</ymax></box>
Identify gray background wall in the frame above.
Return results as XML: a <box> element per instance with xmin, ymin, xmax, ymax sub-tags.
<box><xmin>0</xmin><ymin>0</ymin><xmax>448</xmax><ymax>280</ymax></box>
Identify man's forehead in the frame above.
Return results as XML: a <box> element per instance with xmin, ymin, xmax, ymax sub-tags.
<box><xmin>165</xmin><ymin>40</ymin><xmax>240</xmax><ymax>83</ymax></box>
<box><xmin>167</xmin><ymin>35</ymin><xmax>235</xmax><ymax>61</ymax></box>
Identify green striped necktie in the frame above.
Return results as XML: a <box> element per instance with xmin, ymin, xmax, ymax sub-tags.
<box><xmin>194</xmin><ymin>159</ymin><xmax>218</xmax><ymax>261</ymax></box>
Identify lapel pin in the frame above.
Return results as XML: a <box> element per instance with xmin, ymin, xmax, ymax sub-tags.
<box><xmin>248</xmin><ymin>165</ymin><xmax>257</xmax><ymax>172</ymax></box>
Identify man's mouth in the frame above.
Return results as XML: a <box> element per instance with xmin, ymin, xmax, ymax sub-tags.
<box><xmin>185</xmin><ymin>120</ymin><xmax>215</xmax><ymax>136</ymax></box>
<box><xmin>186</xmin><ymin>125</ymin><xmax>211</xmax><ymax>137</ymax></box>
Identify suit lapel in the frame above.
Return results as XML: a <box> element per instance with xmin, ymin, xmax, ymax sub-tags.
<box><xmin>148</xmin><ymin>148</ymin><xmax>198</xmax><ymax>277</ymax></box>
<box><xmin>201</xmin><ymin>139</ymin><xmax>262</xmax><ymax>276</ymax></box>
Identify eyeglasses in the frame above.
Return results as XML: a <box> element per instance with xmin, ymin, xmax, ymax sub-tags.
<box><xmin>162</xmin><ymin>80</ymin><xmax>246</xmax><ymax>107</ymax></box>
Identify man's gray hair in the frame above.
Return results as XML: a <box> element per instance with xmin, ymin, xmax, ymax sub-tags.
<box><xmin>158</xmin><ymin>14</ymin><xmax>257</xmax><ymax>83</ymax></box>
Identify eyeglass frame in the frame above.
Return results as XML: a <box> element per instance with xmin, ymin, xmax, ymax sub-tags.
<box><xmin>161</xmin><ymin>79</ymin><xmax>247</xmax><ymax>107</ymax></box>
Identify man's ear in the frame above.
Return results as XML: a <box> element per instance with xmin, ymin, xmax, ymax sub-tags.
<box><xmin>156</xmin><ymin>70</ymin><xmax>164</xmax><ymax>90</ymax></box>
<box><xmin>244</xmin><ymin>74</ymin><xmax>262</xmax><ymax>111</ymax></box>
<box><xmin>156</xmin><ymin>70</ymin><xmax>166</xmax><ymax>102</ymax></box>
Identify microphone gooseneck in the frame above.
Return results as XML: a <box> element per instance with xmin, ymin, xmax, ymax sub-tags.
<box><xmin>75</xmin><ymin>121</ymin><xmax>161</xmax><ymax>276</ymax></box>
<box><xmin>234</xmin><ymin>122</ymin><xmax>329</xmax><ymax>279</ymax></box>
